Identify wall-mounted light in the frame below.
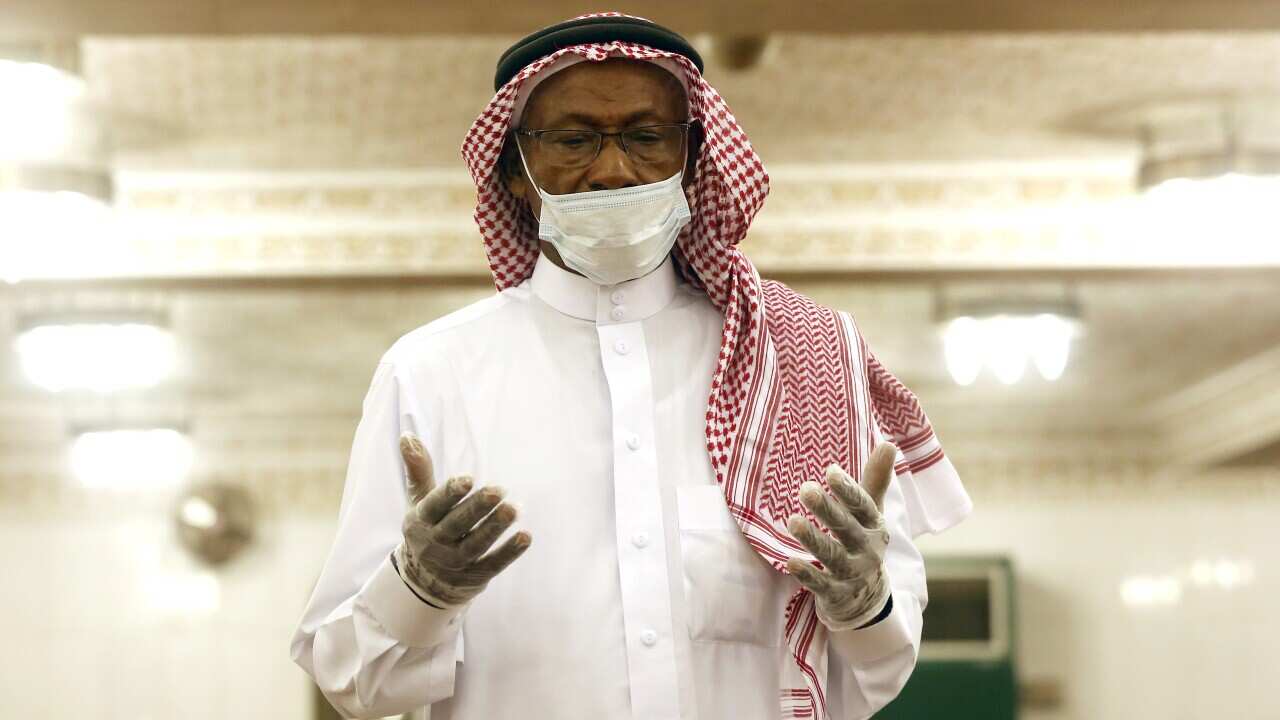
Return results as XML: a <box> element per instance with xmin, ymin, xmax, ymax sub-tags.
<box><xmin>1135</xmin><ymin>99</ymin><xmax>1280</xmax><ymax>257</ymax></box>
<box><xmin>70</xmin><ymin>426</ymin><xmax>193</xmax><ymax>491</ymax></box>
<box><xmin>16</xmin><ymin>311</ymin><xmax>176</xmax><ymax>392</ymax></box>
<box><xmin>1120</xmin><ymin>575</ymin><xmax>1183</xmax><ymax>608</ymax></box>
<box><xmin>1</xmin><ymin>164</ymin><xmax>117</xmax><ymax>285</ymax></box>
<box><xmin>1189</xmin><ymin>559</ymin><xmax>1255</xmax><ymax>590</ymax></box>
<box><xmin>0</xmin><ymin>56</ymin><xmax>86</xmax><ymax>161</ymax></box>
<box><xmin>1</xmin><ymin>44</ymin><xmax>117</xmax><ymax>284</ymax></box>
<box><xmin>175</xmin><ymin>483</ymin><xmax>256</xmax><ymax>566</ymax></box>
<box><xmin>937</xmin><ymin>297</ymin><xmax>1082</xmax><ymax>386</ymax></box>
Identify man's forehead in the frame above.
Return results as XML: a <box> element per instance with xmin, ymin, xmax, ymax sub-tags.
<box><xmin>522</xmin><ymin>59</ymin><xmax>688</xmax><ymax>125</ymax></box>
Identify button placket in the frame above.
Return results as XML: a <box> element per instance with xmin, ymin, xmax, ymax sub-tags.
<box><xmin>594</xmin><ymin>321</ymin><xmax>681</xmax><ymax>718</ymax></box>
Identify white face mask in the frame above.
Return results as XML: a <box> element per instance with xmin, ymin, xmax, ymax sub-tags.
<box><xmin>518</xmin><ymin>148</ymin><xmax>692</xmax><ymax>286</ymax></box>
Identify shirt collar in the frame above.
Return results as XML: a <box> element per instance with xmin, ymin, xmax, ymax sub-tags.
<box><xmin>529</xmin><ymin>253</ymin><xmax>679</xmax><ymax>325</ymax></box>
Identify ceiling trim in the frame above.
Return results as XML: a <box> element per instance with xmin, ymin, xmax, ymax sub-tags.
<box><xmin>7</xmin><ymin>1</ymin><xmax>1280</xmax><ymax>37</ymax></box>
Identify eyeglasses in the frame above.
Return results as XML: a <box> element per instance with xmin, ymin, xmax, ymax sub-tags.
<box><xmin>515</xmin><ymin>123</ymin><xmax>692</xmax><ymax>169</ymax></box>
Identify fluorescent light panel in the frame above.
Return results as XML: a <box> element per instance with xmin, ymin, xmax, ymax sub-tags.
<box><xmin>70</xmin><ymin>428</ymin><xmax>194</xmax><ymax>491</ymax></box>
<box><xmin>943</xmin><ymin>313</ymin><xmax>1077</xmax><ymax>386</ymax></box>
<box><xmin>16</xmin><ymin>318</ymin><xmax>176</xmax><ymax>392</ymax></box>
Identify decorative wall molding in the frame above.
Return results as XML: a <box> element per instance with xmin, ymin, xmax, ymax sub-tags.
<box><xmin>7</xmin><ymin>164</ymin><xmax>1267</xmax><ymax>282</ymax></box>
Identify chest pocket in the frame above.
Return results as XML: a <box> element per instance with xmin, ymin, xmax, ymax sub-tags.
<box><xmin>676</xmin><ymin>485</ymin><xmax>788</xmax><ymax>648</ymax></box>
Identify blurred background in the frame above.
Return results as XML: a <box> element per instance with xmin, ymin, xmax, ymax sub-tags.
<box><xmin>2</xmin><ymin>1</ymin><xmax>1278</xmax><ymax>718</ymax></box>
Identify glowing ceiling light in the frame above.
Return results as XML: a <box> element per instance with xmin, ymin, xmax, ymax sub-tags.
<box><xmin>70</xmin><ymin>428</ymin><xmax>194</xmax><ymax>491</ymax></box>
<box><xmin>1129</xmin><ymin>99</ymin><xmax>1280</xmax><ymax>263</ymax></box>
<box><xmin>984</xmin><ymin>316</ymin><xmax>1029</xmax><ymax>385</ymax></box>
<box><xmin>179</xmin><ymin>496</ymin><xmax>220</xmax><ymax>530</ymax></box>
<box><xmin>0</xmin><ymin>59</ymin><xmax>84</xmax><ymax>160</ymax></box>
<box><xmin>16</xmin><ymin>318</ymin><xmax>175</xmax><ymax>392</ymax></box>
<box><xmin>1141</xmin><ymin>174</ymin><xmax>1280</xmax><ymax>261</ymax></box>
<box><xmin>1028</xmin><ymin>313</ymin><xmax>1073</xmax><ymax>381</ymax></box>
<box><xmin>939</xmin><ymin>308</ymin><xmax>1079</xmax><ymax>386</ymax></box>
<box><xmin>942</xmin><ymin>317</ymin><xmax>983</xmax><ymax>386</ymax></box>
<box><xmin>0</xmin><ymin>176</ymin><xmax>117</xmax><ymax>284</ymax></box>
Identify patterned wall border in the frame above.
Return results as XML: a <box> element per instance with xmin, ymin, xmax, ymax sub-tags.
<box><xmin>21</xmin><ymin>165</ymin><xmax>1275</xmax><ymax>283</ymax></box>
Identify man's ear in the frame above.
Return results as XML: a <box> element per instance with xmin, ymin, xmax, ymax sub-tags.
<box><xmin>683</xmin><ymin>121</ymin><xmax>704</xmax><ymax>186</ymax></box>
<box><xmin>499</xmin><ymin>137</ymin><xmax>528</xmax><ymax>199</ymax></box>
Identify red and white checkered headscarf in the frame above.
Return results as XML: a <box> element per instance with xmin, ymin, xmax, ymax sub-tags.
<box><xmin>462</xmin><ymin>13</ymin><xmax>971</xmax><ymax>718</ymax></box>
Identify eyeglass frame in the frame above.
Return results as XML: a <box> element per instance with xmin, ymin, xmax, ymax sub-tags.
<box><xmin>512</xmin><ymin>122</ymin><xmax>695</xmax><ymax>169</ymax></box>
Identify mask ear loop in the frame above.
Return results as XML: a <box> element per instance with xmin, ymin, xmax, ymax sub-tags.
<box><xmin>513</xmin><ymin>136</ymin><xmax>548</xmax><ymax>200</ymax></box>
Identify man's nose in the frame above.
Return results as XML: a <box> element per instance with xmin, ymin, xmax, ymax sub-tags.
<box><xmin>584</xmin><ymin>136</ymin><xmax>641</xmax><ymax>191</ymax></box>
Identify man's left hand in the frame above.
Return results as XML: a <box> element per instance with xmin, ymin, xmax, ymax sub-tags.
<box><xmin>785</xmin><ymin>442</ymin><xmax>898</xmax><ymax>631</ymax></box>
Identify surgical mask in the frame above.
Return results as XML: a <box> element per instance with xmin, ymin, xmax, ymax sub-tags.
<box><xmin>518</xmin><ymin>148</ymin><xmax>692</xmax><ymax>286</ymax></box>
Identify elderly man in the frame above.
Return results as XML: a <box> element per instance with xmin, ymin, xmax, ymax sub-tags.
<box><xmin>292</xmin><ymin>13</ymin><xmax>971</xmax><ymax>720</ymax></box>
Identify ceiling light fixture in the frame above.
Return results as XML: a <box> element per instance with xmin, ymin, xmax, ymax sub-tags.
<box><xmin>937</xmin><ymin>297</ymin><xmax>1082</xmax><ymax>387</ymax></box>
<box><xmin>15</xmin><ymin>311</ymin><xmax>176</xmax><ymax>392</ymax></box>
<box><xmin>70</xmin><ymin>426</ymin><xmax>194</xmax><ymax>491</ymax></box>
<box><xmin>0</xmin><ymin>44</ymin><xmax>117</xmax><ymax>284</ymax></box>
<box><xmin>0</xmin><ymin>56</ymin><xmax>86</xmax><ymax>161</ymax></box>
<box><xmin>1134</xmin><ymin>99</ymin><xmax>1280</xmax><ymax>258</ymax></box>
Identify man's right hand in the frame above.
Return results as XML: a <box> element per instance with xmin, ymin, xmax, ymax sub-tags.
<box><xmin>393</xmin><ymin>433</ymin><xmax>532</xmax><ymax>608</ymax></box>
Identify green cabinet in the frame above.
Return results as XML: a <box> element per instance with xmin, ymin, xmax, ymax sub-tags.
<box><xmin>876</xmin><ymin>555</ymin><xmax>1017</xmax><ymax>720</ymax></box>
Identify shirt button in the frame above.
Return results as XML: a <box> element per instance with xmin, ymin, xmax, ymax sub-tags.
<box><xmin>610</xmin><ymin>290</ymin><xmax>626</xmax><ymax>305</ymax></box>
<box><xmin>631</xmin><ymin>532</ymin><xmax>650</xmax><ymax>548</ymax></box>
<box><xmin>610</xmin><ymin>306</ymin><xmax>626</xmax><ymax>321</ymax></box>
<box><xmin>640</xmin><ymin>629</ymin><xmax>658</xmax><ymax>647</ymax></box>
<box><xmin>614</xmin><ymin>340</ymin><xmax>629</xmax><ymax>355</ymax></box>
<box><xmin>626</xmin><ymin>433</ymin><xmax>641</xmax><ymax>450</ymax></box>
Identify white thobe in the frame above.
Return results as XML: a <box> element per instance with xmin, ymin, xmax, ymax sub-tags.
<box><xmin>291</xmin><ymin>254</ymin><xmax>929</xmax><ymax>720</ymax></box>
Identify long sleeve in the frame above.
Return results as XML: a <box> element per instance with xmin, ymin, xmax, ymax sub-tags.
<box><xmin>290</xmin><ymin>360</ymin><xmax>466</xmax><ymax>719</ymax></box>
<box><xmin>823</xmin><ymin>463</ymin><xmax>928</xmax><ymax>719</ymax></box>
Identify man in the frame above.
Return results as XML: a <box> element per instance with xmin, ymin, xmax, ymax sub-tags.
<box><xmin>292</xmin><ymin>13</ymin><xmax>971</xmax><ymax>720</ymax></box>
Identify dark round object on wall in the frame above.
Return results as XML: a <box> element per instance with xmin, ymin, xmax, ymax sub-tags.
<box><xmin>174</xmin><ymin>482</ymin><xmax>256</xmax><ymax>566</ymax></box>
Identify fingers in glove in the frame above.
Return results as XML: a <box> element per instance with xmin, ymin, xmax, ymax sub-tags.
<box><xmin>860</xmin><ymin>443</ymin><xmax>898</xmax><ymax>515</ymax></box>
<box><xmin>471</xmin><ymin>530</ymin><xmax>533</xmax><ymax>577</ymax></box>
<box><xmin>415</xmin><ymin>475</ymin><xmax>475</xmax><ymax>526</ymax></box>
<box><xmin>799</xmin><ymin>480</ymin><xmax>869</xmax><ymax>552</ymax></box>
<box><xmin>786</xmin><ymin>556</ymin><xmax>834</xmax><ymax>596</ymax></box>
<box><xmin>456</xmin><ymin>502</ymin><xmax>518</xmax><ymax>559</ymax></box>
<box><xmin>825</xmin><ymin>466</ymin><xmax>881</xmax><ymax>530</ymax></box>
<box><xmin>400</xmin><ymin>433</ymin><xmax>435</xmax><ymax>505</ymax></box>
<box><xmin>436</xmin><ymin>485</ymin><xmax>507</xmax><ymax>540</ymax></box>
<box><xmin>787</xmin><ymin>514</ymin><xmax>852</xmax><ymax>576</ymax></box>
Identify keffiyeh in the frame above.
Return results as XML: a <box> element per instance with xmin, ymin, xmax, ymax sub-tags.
<box><xmin>461</xmin><ymin>13</ymin><xmax>972</xmax><ymax>718</ymax></box>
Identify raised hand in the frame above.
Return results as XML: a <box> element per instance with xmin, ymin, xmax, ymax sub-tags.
<box><xmin>785</xmin><ymin>442</ymin><xmax>897</xmax><ymax>631</ymax></box>
<box><xmin>393</xmin><ymin>433</ymin><xmax>532</xmax><ymax>608</ymax></box>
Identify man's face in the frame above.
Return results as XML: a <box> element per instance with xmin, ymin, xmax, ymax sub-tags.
<box><xmin>503</xmin><ymin>58</ymin><xmax>697</xmax><ymax>219</ymax></box>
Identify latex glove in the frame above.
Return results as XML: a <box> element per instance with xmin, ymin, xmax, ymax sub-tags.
<box><xmin>393</xmin><ymin>433</ymin><xmax>532</xmax><ymax>608</ymax></box>
<box><xmin>785</xmin><ymin>442</ymin><xmax>897</xmax><ymax>631</ymax></box>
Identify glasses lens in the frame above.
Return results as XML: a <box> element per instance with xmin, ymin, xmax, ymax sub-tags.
<box><xmin>535</xmin><ymin>130</ymin><xmax>600</xmax><ymax>168</ymax></box>
<box><xmin>624</xmin><ymin>126</ymin><xmax>686</xmax><ymax>165</ymax></box>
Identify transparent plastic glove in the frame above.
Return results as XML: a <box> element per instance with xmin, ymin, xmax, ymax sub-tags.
<box><xmin>785</xmin><ymin>442</ymin><xmax>897</xmax><ymax>631</ymax></box>
<box><xmin>393</xmin><ymin>433</ymin><xmax>532</xmax><ymax>608</ymax></box>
